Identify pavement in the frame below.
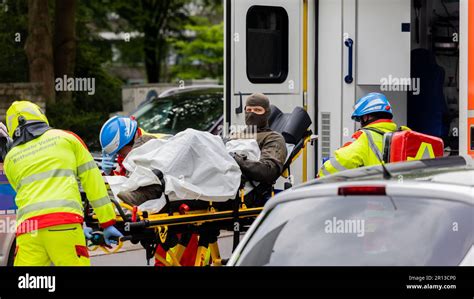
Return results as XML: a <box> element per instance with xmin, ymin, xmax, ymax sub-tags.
<box><xmin>90</xmin><ymin>231</ymin><xmax>236</xmax><ymax>266</ymax></box>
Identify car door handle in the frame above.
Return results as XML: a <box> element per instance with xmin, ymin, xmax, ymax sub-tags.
<box><xmin>344</xmin><ymin>38</ymin><xmax>354</xmax><ymax>84</ymax></box>
<box><xmin>235</xmin><ymin>92</ymin><xmax>243</xmax><ymax>114</ymax></box>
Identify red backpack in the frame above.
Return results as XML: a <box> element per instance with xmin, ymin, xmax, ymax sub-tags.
<box><xmin>363</xmin><ymin>128</ymin><xmax>444</xmax><ymax>163</ymax></box>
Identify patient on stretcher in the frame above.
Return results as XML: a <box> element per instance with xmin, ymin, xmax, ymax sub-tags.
<box><xmin>113</xmin><ymin>93</ymin><xmax>287</xmax><ymax>209</ymax></box>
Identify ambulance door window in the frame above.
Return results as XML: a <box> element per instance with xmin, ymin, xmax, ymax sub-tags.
<box><xmin>246</xmin><ymin>6</ymin><xmax>288</xmax><ymax>84</ymax></box>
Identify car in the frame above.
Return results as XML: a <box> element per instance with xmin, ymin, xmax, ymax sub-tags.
<box><xmin>93</xmin><ymin>85</ymin><xmax>224</xmax><ymax>168</ymax></box>
<box><xmin>228</xmin><ymin>155</ymin><xmax>474</xmax><ymax>266</ymax></box>
<box><xmin>132</xmin><ymin>85</ymin><xmax>224</xmax><ymax>136</ymax></box>
<box><xmin>0</xmin><ymin>163</ymin><xmax>17</xmax><ymax>266</ymax></box>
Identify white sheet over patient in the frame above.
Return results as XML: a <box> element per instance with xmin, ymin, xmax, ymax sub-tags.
<box><xmin>106</xmin><ymin>129</ymin><xmax>260</xmax><ymax>210</ymax></box>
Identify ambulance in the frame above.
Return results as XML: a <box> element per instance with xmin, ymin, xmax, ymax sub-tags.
<box><xmin>224</xmin><ymin>0</ymin><xmax>473</xmax><ymax>185</ymax></box>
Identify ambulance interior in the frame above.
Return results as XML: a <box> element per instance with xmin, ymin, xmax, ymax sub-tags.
<box><xmin>409</xmin><ymin>0</ymin><xmax>459</xmax><ymax>153</ymax></box>
<box><xmin>352</xmin><ymin>0</ymin><xmax>460</xmax><ymax>155</ymax></box>
<box><xmin>409</xmin><ymin>0</ymin><xmax>460</xmax><ymax>154</ymax></box>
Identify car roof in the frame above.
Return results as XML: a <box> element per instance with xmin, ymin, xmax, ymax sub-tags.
<box><xmin>264</xmin><ymin>155</ymin><xmax>474</xmax><ymax>211</ymax></box>
<box><xmin>301</xmin><ymin>155</ymin><xmax>474</xmax><ymax>187</ymax></box>
<box><xmin>158</xmin><ymin>85</ymin><xmax>222</xmax><ymax>98</ymax></box>
<box><xmin>134</xmin><ymin>85</ymin><xmax>223</xmax><ymax>112</ymax></box>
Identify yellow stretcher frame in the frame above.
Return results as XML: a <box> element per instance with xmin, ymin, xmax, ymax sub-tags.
<box><xmin>87</xmin><ymin>131</ymin><xmax>314</xmax><ymax>266</ymax></box>
<box><xmin>89</xmin><ymin>191</ymin><xmax>263</xmax><ymax>266</ymax></box>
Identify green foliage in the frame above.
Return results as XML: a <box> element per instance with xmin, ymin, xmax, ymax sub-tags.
<box><xmin>47</xmin><ymin>1</ymin><xmax>124</xmax><ymax>150</ymax></box>
<box><xmin>170</xmin><ymin>19</ymin><xmax>223</xmax><ymax>83</ymax></box>
<box><xmin>0</xmin><ymin>0</ymin><xmax>28</xmax><ymax>82</ymax></box>
<box><xmin>0</xmin><ymin>0</ymin><xmax>224</xmax><ymax>149</ymax></box>
<box><xmin>48</xmin><ymin>44</ymin><xmax>123</xmax><ymax>151</ymax></box>
<box><xmin>47</xmin><ymin>103</ymin><xmax>104</xmax><ymax>150</ymax></box>
<box><xmin>114</xmin><ymin>37</ymin><xmax>145</xmax><ymax>67</ymax></box>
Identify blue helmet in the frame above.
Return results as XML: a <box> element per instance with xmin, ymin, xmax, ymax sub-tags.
<box><xmin>100</xmin><ymin>116</ymin><xmax>138</xmax><ymax>155</ymax></box>
<box><xmin>351</xmin><ymin>93</ymin><xmax>393</xmax><ymax>121</ymax></box>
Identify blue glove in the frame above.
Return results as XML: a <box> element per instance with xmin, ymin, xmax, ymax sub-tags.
<box><xmin>101</xmin><ymin>152</ymin><xmax>116</xmax><ymax>175</ymax></box>
<box><xmin>83</xmin><ymin>227</ymin><xmax>93</xmax><ymax>240</ymax></box>
<box><xmin>103</xmin><ymin>226</ymin><xmax>123</xmax><ymax>246</ymax></box>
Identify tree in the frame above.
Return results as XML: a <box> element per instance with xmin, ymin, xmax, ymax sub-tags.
<box><xmin>0</xmin><ymin>0</ymin><xmax>28</xmax><ymax>83</ymax></box>
<box><xmin>114</xmin><ymin>0</ymin><xmax>190</xmax><ymax>83</ymax></box>
<box><xmin>53</xmin><ymin>0</ymin><xmax>77</xmax><ymax>104</ymax></box>
<box><xmin>25</xmin><ymin>0</ymin><xmax>55</xmax><ymax>104</ymax></box>
<box><xmin>170</xmin><ymin>20</ymin><xmax>223</xmax><ymax>82</ymax></box>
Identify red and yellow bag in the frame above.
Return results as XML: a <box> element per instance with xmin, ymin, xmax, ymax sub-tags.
<box><xmin>383</xmin><ymin>130</ymin><xmax>444</xmax><ymax>163</ymax></box>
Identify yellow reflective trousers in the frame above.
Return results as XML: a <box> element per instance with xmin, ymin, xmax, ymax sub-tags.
<box><xmin>14</xmin><ymin>223</ymin><xmax>90</xmax><ymax>266</ymax></box>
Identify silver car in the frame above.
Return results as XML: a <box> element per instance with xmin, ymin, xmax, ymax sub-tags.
<box><xmin>228</xmin><ymin>155</ymin><xmax>474</xmax><ymax>266</ymax></box>
<box><xmin>0</xmin><ymin>162</ymin><xmax>16</xmax><ymax>266</ymax></box>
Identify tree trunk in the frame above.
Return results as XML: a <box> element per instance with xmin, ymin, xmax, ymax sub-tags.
<box><xmin>156</xmin><ymin>37</ymin><xmax>167</xmax><ymax>82</ymax></box>
<box><xmin>54</xmin><ymin>0</ymin><xmax>77</xmax><ymax>104</ymax></box>
<box><xmin>144</xmin><ymin>25</ymin><xmax>159</xmax><ymax>83</ymax></box>
<box><xmin>25</xmin><ymin>0</ymin><xmax>55</xmax><ymax>105</ymax></box>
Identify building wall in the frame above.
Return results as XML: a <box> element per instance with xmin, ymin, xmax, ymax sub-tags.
<box><xmin>0</xmin><ymin>83</ymin><xmax>45</xmax><ymax>123</ymax></box>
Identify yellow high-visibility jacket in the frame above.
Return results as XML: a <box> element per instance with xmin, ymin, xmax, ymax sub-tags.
<box><xmin>318</xmin><ymin>120</ymin><xmax>408</xmax><ymax>177</ymax></box>
<box><xmin>4</xmin><ymin>129</ymin><xmax>116</xmax><ymax>235</ymax></box>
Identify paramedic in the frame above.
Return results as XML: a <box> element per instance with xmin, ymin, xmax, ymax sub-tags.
<box><xmin>100</xmin><ymin>116</ymin><xmax>168</xmax><ymax>176</ymax></box>
<box><xmin>99</xmin><ymin>116</ymin><xmax>195</xmax><ymax>266</ymax></box>
<box><xmin>3</xmin><ymin>101</ymin><xmax>121</xmax><ymax>266</ymax></box>
<box><xmin>318</xmin><ymin>92</ymin><xmax>404</xmax><ymax>177</ymax></box>
<box><xmin>230</xmin><ymin>93</ymin><xmax>287</xmax><ymax>187</ymax></box>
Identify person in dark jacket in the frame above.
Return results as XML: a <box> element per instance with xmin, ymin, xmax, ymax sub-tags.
<box><xmin>230</xmin><ymin>93</ymin><xmax>287</xmax><ymax>186</ymax></box>
<box><xmin>118</xmin><ymin>93</ymin><xmax>287</xmax><ymax>206</ymax></box>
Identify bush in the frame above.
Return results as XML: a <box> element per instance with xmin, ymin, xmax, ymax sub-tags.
<box><xmin>48</xmin><ymin>39</ymin><xmax>123</xmax><ymax>151</ymax></box>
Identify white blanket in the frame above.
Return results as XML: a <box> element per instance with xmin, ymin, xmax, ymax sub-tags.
<box><xmin>106</xmin><ymin>129</ymin><xmax>261</xmax><ymax>212</ymax></box>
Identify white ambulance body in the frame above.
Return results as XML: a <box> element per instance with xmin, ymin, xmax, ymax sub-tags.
<box><xmin>225</xmin><ymin>0</ymin><xmax>472</xmax><ymax>185</ymax></box>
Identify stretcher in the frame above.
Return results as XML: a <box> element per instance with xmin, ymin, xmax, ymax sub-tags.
<box><xmin>84</xmin><ymin>106</ymin><xmax>315</xmax><ymax>266</ymax></box>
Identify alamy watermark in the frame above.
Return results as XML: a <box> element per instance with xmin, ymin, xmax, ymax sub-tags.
<box><xmin>0</xmin><ymin>216</ymin><xmax>38</xmax><ymax>236</ymax></box>
<box><xmin>380</xmin><ymin>75</ymin><xmax>420</xmax><ymax>95</ymax></box>
<box><xmin>55</xmin><ymin>75</ymin><xmax>95</xmax><ymax>95</ymax></box>
<box><xmin>224</xmin><ymin>124</ymin><xmax>258</xmax><ymax>140</ymax></box>
<box><xmin>18</xmin><ymin>273</ymin><xmax>56</xmax><ymax>293</ymax></box>
<box><xmin>324</xmin><ymin>217</ymin><xmax>365</xmax><ymax>237</ymax></box>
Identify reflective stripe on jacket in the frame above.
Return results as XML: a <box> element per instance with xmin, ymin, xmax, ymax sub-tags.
<box><xmin>4</xmin><ymin>129</ymin><xmax>116</xmax><ymax>235</ymax></box>
<box><xmin>318</xmin><ymin>120</ymin><xmax>403</xmax><ymax>178</ymax></box>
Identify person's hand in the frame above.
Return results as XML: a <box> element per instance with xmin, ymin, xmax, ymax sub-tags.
<box><xmin>0</xmin><ymin>122</ymin><xmax>8</xmax><ymax>138</ymax></box>
<box><xmin>83</xmin><ymin>227</ymin><xmax>93</xmax><ymax>240</ymax></box>
<box><xmin>103</xmin><ymin>226</ymin><xmax>123</xmax><ymax>246</ymax></box>
<box><xmin>101</xmin><ymin>152</ymin><xmax>116</xmax><ymax>175</ymax></box>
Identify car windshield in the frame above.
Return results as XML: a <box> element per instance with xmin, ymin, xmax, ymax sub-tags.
<box><xmin>236</xmin><ymin>196</ymin><xmax>473</xmax><ymax>266</ymax></box>
<box><xmin>133</xmin><ymin>90</ymin><xmax>223</xmax><ymax>135</ymax></box>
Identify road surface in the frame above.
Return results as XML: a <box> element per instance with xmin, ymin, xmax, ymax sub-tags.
<box><xmin>91</xmin><ymin>231</ymin><xmax>236</xmax><ymax>266</ymax></box>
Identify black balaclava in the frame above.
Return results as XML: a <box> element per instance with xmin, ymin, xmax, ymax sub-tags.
<box><xmin>245</xmin><ymin>93</ymin><xmax>271</xmax><ymax>131</ymax></box>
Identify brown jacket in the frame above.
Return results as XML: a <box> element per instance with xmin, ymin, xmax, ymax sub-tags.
<box><xmin>133</xmin><ymin>134</ymin><xmax>156</xmax><ymax>149</ymax></box>
<box><xmin>231</xmin><ymin>128</ymin><xmax>287</xmax><ymax>185</ymax></box>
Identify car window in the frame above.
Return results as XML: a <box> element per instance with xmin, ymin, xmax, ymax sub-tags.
<box><xmin>133</xmin><ymin>100</ymin><xmax>174</xmax><ymax>133</ymax></box>
<box><xmin>170</xmin><ymin>96</ymin><xmax>223</xmax><ymax>133</ymax></box>
<box><xmin>236</xmin><ymin>196</ymin><xmax>473</xmax><ymax>266</ymax></box>
<box><xmin>134</xmin><ymin>93</ymin><xmax>223</xmax><ymax>135</ymax></box>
